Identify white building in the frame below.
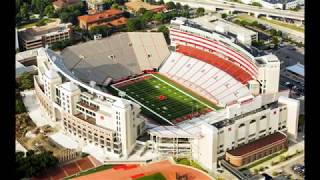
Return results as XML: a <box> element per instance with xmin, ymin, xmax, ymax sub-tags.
<box><xmin>18</xmin><ymin>19</ymin><xmax>72</xmax><ymax>50</ymax></box>
<box><xmin>191</xmin><ymin>15</ymin><xmax>258</xmax><ymax>46</ymax></box>
<box><xmin>240</xmin><ymin>0</ymin><xmax>298</xmax><ymax>10</ymax></box>
<box><xmin>35</xmin><ymin>48</ymin><xmax>145</xmax><ymax>158</ymax></box>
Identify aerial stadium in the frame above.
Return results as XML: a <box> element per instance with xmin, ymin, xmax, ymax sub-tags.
<box><xmin>33</xmin><ymin>17</ymin><xmax>300</xmax><ymax>173</ymax></box>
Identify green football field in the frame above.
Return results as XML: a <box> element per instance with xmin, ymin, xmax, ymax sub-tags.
<box><xmin>112</xmin><ymin>74</ymin><xmax>217</xmax><ymax>124</ymax></box>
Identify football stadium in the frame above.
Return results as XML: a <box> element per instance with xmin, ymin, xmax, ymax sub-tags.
<box><xmin>33</xmin><ymin>17</ymin><xmax>300</xmax><ymax>174</ymax></box>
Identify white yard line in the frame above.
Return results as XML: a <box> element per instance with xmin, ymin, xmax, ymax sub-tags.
<box><xmin>150</xmin><ymin>74</ymin><xmax>216</xmax><ymax>110</ymax></box>
<box><xmin>110</xmin><ymin>84</ymin><xmax>174</xmax><ymax>125</ymax></box>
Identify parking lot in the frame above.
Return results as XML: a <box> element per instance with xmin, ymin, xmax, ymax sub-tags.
<box><xmin>273</xmin><ymin>44</ymin><xmax>304</xmax><ymax>67</ymax></box>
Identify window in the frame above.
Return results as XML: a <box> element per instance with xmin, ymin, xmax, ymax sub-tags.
<box><xmin>250</xmin><ymin>119</ymin><xmax>256</xmax><ymax>124</ymax></box>
<box><xmin>260</xmin><ymin>115</ymin><xmax>266</xmax><ymax>120</ymax></box>
<box><xmin>239</xmin><ymin>123</ymin><xmax>245</xmax><ymax>128</ymax></box>
<box><xmin>259</xmin><ymin>129</ymin><xmax>266</xmax><ymax>133</ymax></box>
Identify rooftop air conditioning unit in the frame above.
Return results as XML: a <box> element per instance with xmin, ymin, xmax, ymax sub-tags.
<box><xmin>79</xmin><ymin>55</ymin><xmax>85</xmax><ymax>59</ymax></box>
<box><xmin>94</xmin><ymin>34</ymin><xmax>102</xmax><ymax>40</ymax></box>
<box><xmin>89</xmin><ymin>80</ymin><xmax>96</xmax><ymax>88</ymax></box>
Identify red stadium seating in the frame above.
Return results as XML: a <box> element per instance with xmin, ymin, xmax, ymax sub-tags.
<box><xmin>176</xmin><ymin>45</ymin><xmax>253</xmax><ymax>84</ymax></box>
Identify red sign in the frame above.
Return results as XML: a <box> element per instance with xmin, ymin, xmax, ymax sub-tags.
<box><xmin>100</xmin><ymin>116</ymin><xmax>104</xmax><ymax>120</ymax></box>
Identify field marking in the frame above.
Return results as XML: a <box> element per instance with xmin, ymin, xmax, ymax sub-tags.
<box><xmin>150</xmin><ymin>74</ymin><xmax>216</xmax><ymax>111</ymax></box>
<box><xmin>110</xmin><ymin>84</ymin><xmax>174</xmax><ymax>125</ymax></box>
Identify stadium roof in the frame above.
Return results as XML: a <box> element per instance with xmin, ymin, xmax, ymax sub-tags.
<box><xmin>60</xmin><ymin>32</ymin><xmax>170</xmax><ymax>85</ymax></box>
<box><xmin>286</xmin><ymin>63</ymin><xmax>304</xmax><ymax>77</ymax></box>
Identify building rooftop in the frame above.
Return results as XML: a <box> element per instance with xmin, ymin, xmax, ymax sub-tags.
<box><xmin>78</xmin><ymin>9</ymin><xmax>124</xmax><ymax>23</ymax></box>
<box><xmin>125</xmin><ymin>0</ymin><xmax>166</xmax><ymax>12</ymax></box>
<box><xmin>60</xmin><ymin>81</ymin><xmax>80</xmax><ymax>92</ymax></box>
<box><xmin>191</xmin><ymin>15</ymin><xmax>257</xmax><ymax>37</ymax></box>
<box><xmin>53</xmin><ymin>0</ymin><xmax>81</xmax><ymax>8</ymax></box>
<box><xmin>286</xmin><ymin>63</ymin><xmax>304</xmax><ymax>77</ymax></box>
<box><xmin>16</xmin><ymin>48</ymin><xmax>39</xmax><ymax>62</ymax></box>
<box><xmin>227</xmin><ymin>132</ymin><xmax>287</xmax><ymax>157</ymax></box>
<box><xmin>16</xmin><ymin>61</ymin><xmax>37</xmax><ymax>77</ymax></box>
<box><xmin>18</xmin><ymin>19</ymin><xmax>71</xmax><ymax>41</ymax></box>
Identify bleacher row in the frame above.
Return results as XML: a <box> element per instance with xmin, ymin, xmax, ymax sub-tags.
<box><xmin>169</xmin><ymin>30</ymin><xmax>258</xmax><ymax>77</ymax></box>
<box><xmin>176</xmin><ymin>45</ymin><xmax>253</xmax><ymax>84</ymax></box>
<box><xmin>159</xmin><ymin>49</ymin><xmax>251</xmax><ymax>105</ymax></box>
<box><xmin>113</xmin><ymin>75</ymin><xmax>152</xmax><ymax>88</ymax></box>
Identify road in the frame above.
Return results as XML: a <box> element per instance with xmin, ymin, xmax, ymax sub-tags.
<box><xmin>163</xmin><ymin>0</ymin><xmax>304</xmax><ymax>20</ymax></box>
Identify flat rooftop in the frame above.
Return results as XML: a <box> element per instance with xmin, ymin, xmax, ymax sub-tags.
<box><xmin>227</xmin><ymin>132</ymin><xmax>287</xmax><ymax>157</ymax></box>
<box><xmin>192</xmin><ymin>15</ymin><xmax>257</xmax><ymax>37</ymax></box>
<box><xmin>286</xmin><ymin>63</ymin><xmax>304</xmax><ymax>77</ymax></box>
<box><xmin>19</xmin><ymin>19</ymin><xmax>71</xmax><ymax>41</ymax></box>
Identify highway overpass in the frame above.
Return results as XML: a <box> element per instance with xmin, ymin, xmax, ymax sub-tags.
<box><xmin>164</xmin><ymin>0</ymin><xmax>304</xmax><ymax>21</ymax></box>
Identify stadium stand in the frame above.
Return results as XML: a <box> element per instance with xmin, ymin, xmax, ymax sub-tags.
<box><xmin>60</xmin><ymin>32</ymin><xmax>170</xmax><ymax>85</ymax></box>
<box><xmin>170</xmin><ymin>29</ymin><xmax>258</xmax><ymax>77</ymax></box>
<box><xmin>159</xmin><ymin>49</ymin><xmax>251</xmax><ymax>105</ymax></box>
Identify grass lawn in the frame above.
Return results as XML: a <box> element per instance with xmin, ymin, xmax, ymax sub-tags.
<box><xmin>112</xmin><ymin>74</ymin><xmax>218</xmax><ymax>124</ymax></box>
<box><xmin>260</xmin><ymin>17</ymin><xmax>304</xmax><ymax>32</ymax></box>
<box><xmin>175</xmin><ymin>158</ymin><xmax>207</xmax><ymax>173</ymax></box>
<box><xmin>64</xmin><ymin>164</ymin><xmax>114</xmax><ymax>179</ymax></box>
<box><xmin>136</xmin><ymin>173</ymin><xmax>166</xmax><ymax>180</ymax></box>
<box><xmin>233</xmin><ymin>14</ymin><xmax>257</xmax><ymax>23</ymax></box>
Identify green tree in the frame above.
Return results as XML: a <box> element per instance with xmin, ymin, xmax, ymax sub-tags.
<box><xmin>16</xmin><ymin>0</ymin><xmax>22</xmax><ymax>14</ymax></box>
<box><xmin>50</xmin><ymin>39</ymin><xmax>71</xmax><ymax>50</ymax></box>
<box><xmin>44</xmin><ymin>5</ymin><xmax>55</xmax><ymax>18</ymax></box>
<box><xmin>182</xmin><ymin>4</ymin><xmax>189</xmax><ymax>10</ymax></box>
<box><xmin>221</xmin><ymin>13</ymin><xmax>227</xmax><ymax>19</ymax></box>
<box><xmin>127</xmin><ymin>18</ymin><xmax>145</xmax><ymax>31</ymax></box>
<box><xmin>20</xmin><ymin>3</ymin><xmax>30</xmax><ymax>21</ymax></box>
<box><xmin>59</xmin><ymin>11</ymin><xmax>69</xmax><ymax>23</ymax></box>
<box><xmin>16</xmin><ymin>151</ymin><xmax>59</xmax><ymax>179</ymax></box>
<box><xmin>175</xmin><ymin>2</ymin><xmax>182</xmax><ymax>9</ymax></box>
<box><xmin>157</xmin><ymin>25</ymin><xmax>169</xmax><ymax>44</ymax></box>
<box><xmin>141</xmin><ymin>10</ymin><xmax>155</xmax><ymax>22</ymax></box>
<box><xmin>18</xmin><ymin>72</ymin><xmax>34</xmax><ymax>90</ymax></box>
<box><xmin>16</xmin><ymin>99</ymin><xmax>26</xmax><ymax>114</ymax></box>
<box><xmin>251</xmin><ymin>2</ymin><xmax>262</xmax><ymax>7</ymax></box>
<box><xmin>272</xmin><ymin>36</ymin><xmax>279</xmax><ymax>46</ymax></box>
<box><xmin>137</xmin><ymin>7</ymin><xmax>147</xmax><ymax>15</ymax></box>
<box><xmin>157</xmin><ymin>0</ymin><xmax>164</xmax><ymax>5</ymax></box>
<box><xmin>153</xmin><ymin>13</ymin><xmax>166</xmax><ymax>23</ymax></box>
<box><xmin>31</xmin><ymin>0</ymin><xmax>51</xmax><ymax>17</ymax></box>
<box><xmin>111</xmin><ymin>3</ymin><xmax>119</xmax><ymax>9</ymax></box>
<box><xmin>196</xmin><ymin>7</ymin><xmax>205</xmax><ymax>17</ymax></box>
<box><xmin>89</xmin><ymin>26</ymin><xmax>111</xmax><ymax>38</ymax></box>
<box><xmin>165</xmin><ymin>1</ymin><xmax>176</xmax><ymax>10</ymax></box>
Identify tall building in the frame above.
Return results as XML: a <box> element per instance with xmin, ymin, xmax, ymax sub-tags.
<box><xmin>18</xmin><ymin>19</ymin><xmax>72</xmax><ymax>51</ymax></box>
